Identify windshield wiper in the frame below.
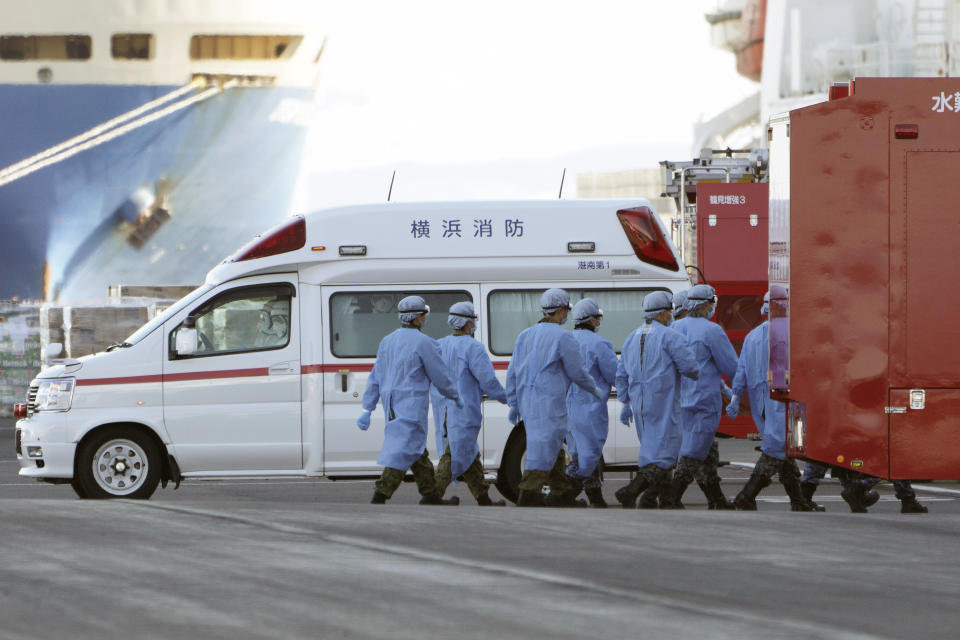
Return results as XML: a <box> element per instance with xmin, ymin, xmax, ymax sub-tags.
<box><xmin>105</xmin><ymin>342</ymin><xmax>133</xmax><ymax>352</ymax></box>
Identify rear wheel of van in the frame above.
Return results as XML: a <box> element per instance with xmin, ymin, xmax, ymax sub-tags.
<box><xmin>496</xmin><ymin>424</ymin><xmax>525</xmax><ymax>504</ymax></box>
<box><xmin>74</xmin><ymin>427</ymin><xmax>161</xmax><ymax>499</ymax></box>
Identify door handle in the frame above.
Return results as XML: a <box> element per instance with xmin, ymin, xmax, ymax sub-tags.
<box><xmin>268</xmin><ymin>362</ymin><xmax>296</xmax><ymax>375</ymax></box>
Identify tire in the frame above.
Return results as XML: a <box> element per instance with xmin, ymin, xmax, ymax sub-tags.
<box><xmin>496</xmin><ymin>423</ymin><xmax>525</xmax><ymax>504</ymax></box>
<box><xmin>70</xmin><ymin>476</ymin><xmax>88</xmax><ymax>499</ymax></box>
<box><xmin>75</xmin><ymin>427</ymin><xmax>161</xmax><ymax>499</ymax></box>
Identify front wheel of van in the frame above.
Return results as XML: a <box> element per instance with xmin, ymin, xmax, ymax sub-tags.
<box><xmin>74</xmin><ymin>427</ymin><xmax>161</xmax><ymax>499</ymax></box>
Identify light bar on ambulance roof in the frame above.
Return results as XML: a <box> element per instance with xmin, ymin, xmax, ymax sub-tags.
<box><xmin>616</xmin><ymin>207</ymin><xmax>679</xmax><ymax>272</ymax></box>
<box><xmin>230</xmin><ymin>216</ymin><xmax>306</xmax><ymax>262</ymax></box>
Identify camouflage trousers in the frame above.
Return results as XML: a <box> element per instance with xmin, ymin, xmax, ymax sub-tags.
<box><xmin>435</xmin><ymin>442</ymin><xmax>490</xmax><ymax>500</ymax></box>
<box><xmin>673</xmin><ymin>440</ymin><xmax>722</xmax><ymax>486</ymax></box>
<box><xmin>518</xmin><ymin>449</ymin><xmax>574</xmax><ymax>494</ymax></box>
<box><xmin>752</xmin><ymin>452</ymin><xmax>801</xmax><ymax>486</ymax></box>
<box><xmin>375</xmin><ymin>449</ymin><xmax>439</xmax><ymax>498</ymax></box>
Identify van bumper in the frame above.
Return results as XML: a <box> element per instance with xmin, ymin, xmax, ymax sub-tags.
<box><xmin>16</xmin><ymin>415</ymin><xmax>76</xmax><ymax>479</ymax></box>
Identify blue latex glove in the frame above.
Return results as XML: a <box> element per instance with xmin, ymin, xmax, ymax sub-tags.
<box><xmin>591</xmin><ymin>386</ymin><xmax>607</xmax><ymax>402</ymax></box>
<box><xmin>725</xmin><ymin>396</ymin><xmax>739</xmax><ymax>419</ymax></box>
<box><xmin>722</xmin><ymin>384</ymin><xmax>733</xmax><ymax>400</ymax></box>
<box><xmin>455</xmin><ymin>396</ymin><xmax>464</xmax><ymax>410</ymax></box>
<box><xmin>508</xmin><ymin>406</ymin><xmax>520</xmax><ymax>425</ymax></box>
<box><xmin>619</xmin><ymin>405</ymin><xmax>633</xmax><ymax>426</ymax></box>
<box><xmin>357</xmin><ymin>410</ymin><xmax>371</xmax><ymax>431</ymax></box>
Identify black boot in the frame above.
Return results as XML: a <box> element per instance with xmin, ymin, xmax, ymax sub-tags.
<box><xmin>864</xmin><ymin>489</ymin><xmax>880</xmax><ymax>507</ymax></box>
<box><xmin>900</xmin><ymin>497</ymin><xmax>928</xmax><ymax>514</ymax></box>
<box><xmin>419</xmin><ymin>493</ymin><xmax>460</xmax><ymax>505</ymax></box>
<box><xmin>733</xmin><ymin>470</ymin><xmax>768</xmax><ymax>511</ymax></box>
<box><xmin>370</xmin><ymin>491</ymin><xmax>389</xmax><ymax>504</ymax></box>
<box><xmin>585</xmin><ymin>487</ymin><xmax>608</xmax><ymax>508</ymax></box>
<box><xmin>840</xmin><ymin>485</ymin><xmax>869</xmax><ymax>513</ymax></box>
<box><xmin>477</xmin><ymin>491</ymin><xmax>506</xmax><ymax>506</ymax></box>
<box><xmin>545</xmin><ymin>488</ymin><xmax>587</xmax><ymax>508</ymax></box>
<box><xmin>704</xmin><ymin>481</ymin><xmax>735</xmax><ymax>510</ymax></box>
<box><xmin>516</xmin><ymin>489</ymin><xmax>545</xmax><ymax>507</ymax></box>
<box><xmin>784</xmin><ymin>477</ymin><xmax>822</xmax><ymax>511</ymax></box>
<box><xmin>664</xmin><ymin>474</ymin><xmax>692</xmax><ymax>510</ymax></box>
<box><xmin>638</xmin><ymin>485</ymin><xmax>660</xmax><ymax>509</ymax></box>
<box><xmin>615</xmin><ymin>473</ymin><xmax>646</xmax><ymax>509</ymax></box>
<box><xmin>799</xmin><ymin>481</ymin><xmax>826</xmax><ymax>511</ymax></box>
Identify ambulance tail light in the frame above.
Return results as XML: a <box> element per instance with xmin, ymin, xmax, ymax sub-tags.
<box><xmin>229</xmin><ymin>216</ymin><xmax>306</xmax><ymax>262</ymax></box>
<box><xmin>616</xmin><ymin>207</ymin><xmax>680</xmax><ymax>272</ymax></box>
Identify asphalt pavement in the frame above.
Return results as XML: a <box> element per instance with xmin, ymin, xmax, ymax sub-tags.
<box><xmin>2</xmin><ymin>419</ymin><xmax>959</xmax><ymax>639</ymax></box>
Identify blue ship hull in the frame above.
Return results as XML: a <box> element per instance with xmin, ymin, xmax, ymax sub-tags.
<box><xmin>0</xmin><ymin>83</ymin><xmax>311</xmax><ymax>301</ymax></box>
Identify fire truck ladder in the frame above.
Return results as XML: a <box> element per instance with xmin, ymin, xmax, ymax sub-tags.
<box><xmin>0</xmin><ymin>78</ymin><xmax>236</xmax><ymax>189</ymax></box>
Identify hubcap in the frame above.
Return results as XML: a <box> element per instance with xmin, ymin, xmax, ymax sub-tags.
<box><xmin>92</xmin><ymin>438</ymin><xmax>148</xmax><ymax>496</ymax></box>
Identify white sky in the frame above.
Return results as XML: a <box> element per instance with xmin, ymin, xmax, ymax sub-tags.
<box><xmin>295</xmin><ymin>1</ymin><xmax>758</xmax><ymax>209</ymax></box>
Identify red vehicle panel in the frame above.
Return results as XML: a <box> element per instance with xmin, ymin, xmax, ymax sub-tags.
<box><xmin>774</xmin><ymin>77</ymin><xmax>960</xmax><ymax>479</ymax></box>
<box><xmin>697</xmin><ymin>183</ymin><xmax>769</xmax><ymax>436</ymax></box>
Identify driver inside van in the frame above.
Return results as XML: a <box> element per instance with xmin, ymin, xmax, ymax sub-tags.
<box><xmin>255</xmin><ymin>302</ymin><xmax>289</xmax><ymax>347</ymax></box>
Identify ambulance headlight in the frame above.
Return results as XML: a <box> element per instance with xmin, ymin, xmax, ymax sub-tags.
<box><xmin>34</xmin><ymin>378</ymin><xmax>75</xmax><ymax>412</ymax></box>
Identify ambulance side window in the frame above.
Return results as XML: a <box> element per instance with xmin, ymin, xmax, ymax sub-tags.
<box><xmin>330</xmin><ymin>290</ymin><xmax>472</xmax><ymax>357</ymax></box>
<box><xmin>170</xmin><ymin>284</ymin><xmax>293</xmax><ymax>358</ymax></box>
<box><xmin>486</xmin><ymin>288</ymin><xmax>669</xmax><ymax>355</ymax></box>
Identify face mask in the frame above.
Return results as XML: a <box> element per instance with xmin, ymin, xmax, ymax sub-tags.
<box><xmin>468</xmin><ymin>325</ymin><xmax>476</xmax><ymax>337</ymax></box>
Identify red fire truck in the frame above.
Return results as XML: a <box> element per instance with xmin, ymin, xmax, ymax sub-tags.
<box><xmin>770</xmin><ymin>77</ymin><xmax>960</xmax><ymax>480</ymax></box>
<box><xmin>661</xmin><ymin>151</ymin><xmax>769</xmax><ymax>436</ymax></box>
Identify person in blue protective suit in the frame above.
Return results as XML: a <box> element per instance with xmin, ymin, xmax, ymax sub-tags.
<box><xmin>664</xmin><ymin>284</ymin><xmax>739</xmax><ymax>509</ymax></box>
<box><xmin>726</xmin><ymin>292</ymin><xmax>822</xmax><ymax>512</ymax></box>
<box><xmin>800</xmin><ymin>462</ymin><xmax>928</xmax><ymax>513</ymax></box>
<box><xmin>637</xmin><ymin>287</ymin><xmax>693</xmax><ymax>509</ymax></box>
<box><xmin>563</xmin><ymin>298</ymin><xmax>619</xmax><ymax>508</ymax></box>
<box><xmin>431</xmin><ymin>301</ymin><xmax>509</xmax><ymax>506</ymax></box>
<box><xmin>358</xmin><ymin>295</ymin><xmax>463</xmax><ymax>505</ymax></box>
<box><xmin>506</xmin><ymin>288</ymin><xmax>606</xmax><ymax>507</ymax></box>
<box><xmin>614</xmin><ymin>290</ymin><xmax>699</xmax><ymax>509</ymax></box>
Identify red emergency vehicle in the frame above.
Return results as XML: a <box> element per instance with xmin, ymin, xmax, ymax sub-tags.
<box><xmin>770</xmin><ymin>77</ymin><xmax>960</xmax><ymax>480</ymax></box>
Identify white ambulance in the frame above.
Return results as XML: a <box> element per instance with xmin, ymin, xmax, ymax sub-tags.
<box><xmin>14</xmin><ymin>199</ymin><xmax>690</xmax><ymax>500</ymax></box>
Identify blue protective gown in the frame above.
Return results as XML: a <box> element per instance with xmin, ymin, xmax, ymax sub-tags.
<box><xmin>361</xmin><ymin>327</ymin><xmax>459</xmax><ymax>470</ymax></box>
<box><xmin>676</xmin><ymin>316</ymin><xmax>739</xmax><ymax>460</ymax></box>
<box><xmin>565</xmin><ymin>329</ymin><xmax>618</xmax><ymax>478</ymax></box>
<box><xmin>430</xmin><ymin>334</ymin><xmax>508</xmax><ymax>478</ymax></box>
<box><xmin>731</xmin><ymin>321</ymin><xmax>787</xmax><ymax>459</ymax></box>
<box><xmin>616</xmin><ymin>321</ymin><xmax>699</xmax><ymax>469</ymax></box>
<box><xmin>506</xmin><ymin>322</ymin><xmax>598</xmax><ymax>471</ymax></box>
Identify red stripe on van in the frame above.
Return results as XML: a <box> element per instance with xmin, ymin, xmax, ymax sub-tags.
<box><xmin>76</xmin><ymin>374</ymin><xmax>163</xmax><ymax>386</ymax></box>
<box><xmin>77</xmin><ymin>368</ymin><xmax>269</xmax><ymax>386</ymax></box>
<box><xmin>164</xmin><ymin>368</ymin><xmax>269</xmax><ymax>382</ymax></box>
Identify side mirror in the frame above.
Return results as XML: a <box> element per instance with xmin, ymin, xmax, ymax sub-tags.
<box><xmin>43</xmin><ymin>343</ymin><xmax>63</xmax><ymax>365</ymax></box>
<box><xmin>175</xmin><ymin>326</ymin><xmax>198</xmax><ymax>356</ymax></box>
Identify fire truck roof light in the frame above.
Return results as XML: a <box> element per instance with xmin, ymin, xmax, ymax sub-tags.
<box><xmin>616</xmin><ymin>207</ymin><xmax>679</xmax><ymax>272</ymax></box>
<box><xmin>895</xmin><ymin>124</ymin><xmax>919</xmax><ymax>139</ymax></box>
<box><xmin>230</xmin><ymin>216</ymin><xmax>306</xmax><ymax>262</ymax></box>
